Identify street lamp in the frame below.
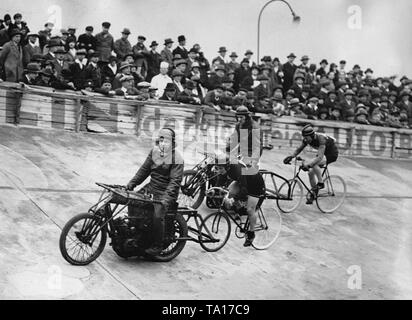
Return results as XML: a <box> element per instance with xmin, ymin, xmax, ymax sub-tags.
<box><xmin>257</xmin><ymin>0</ymin><xmax>301</xmax><ymax>63</ymax></box>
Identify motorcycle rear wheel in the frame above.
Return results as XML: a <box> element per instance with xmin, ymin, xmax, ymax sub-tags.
<box><xmin>149</xmin><ymin>213</ymin><xmax>188</xmax><ymax>262</ymax></box>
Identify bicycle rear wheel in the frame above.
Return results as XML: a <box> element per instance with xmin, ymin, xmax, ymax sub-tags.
<box><xmin>251</xmin><ymin>206</ymin><xmax>282</xmax><ymax>250</ymax></box>
<box><xmin>199</xmin><ymin>212</ymin><xmax>231</xmax><ymax>252</ymax></box>
<box><xmin>276</xmin><ymin>179</ymin><xmax>303</xmax><ymax>213</ymax></box>
<box><xmin>316</xmin><ymin>175</ymin><xmax>347</xmax><ymax>214</ymax></box>
<box><xmin>178</xmin><ymin>170</ymin><xmax>206</xmax><ymax>209</ymax></box>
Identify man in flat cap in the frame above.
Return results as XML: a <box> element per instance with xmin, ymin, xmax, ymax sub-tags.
<box><xmin>172</xmin><ymin>35</ymin><xmax>188</xmax><ymax>59</ymax></box>
<box><xmin>23</xmin><ymin>33</ymin><xmax>41</xmax><ymax>67</ymax></box>
<box><xmin>282</xmin><ymin>53</ymin><xmax>297</xmax><ymax>91</ymax></box>
<box><xmin>161</xmin><ymin>38</ymin><xmax>174</xmax><ymax>69</ymax></box>
<box><xmin>95</xmin><ymin>22</ymin><xmax>114</xmax><ymax>63</ymax></box>
<box><xmin>114</xmin><ymin>28</ymin><xmax>132</xmax><ymax>61</ymax></box>
<box><xmin>84</xmin><ymin>52</ymin><xmax>102</xmax><ymax>89</ymax></box>
<box><xmin>146</xmin><ymin>41</ymin><xmax>162</xmax><ymax>82</ymax></box>
<box><xmin>132</xmin><ymin>35</ymin><xmax>149</xmax><ymax>79</ymax></box>
<box><xmin>9</xmin><ymin>13</ymin><xmax>30</xmax><ymax>41</ymax></box>
<box><xmin>204</xmin><ymin>84</ymin><xmax>226</xmax><ymax>111</ymax></box>
<box><xmin>66</xmin><ymin>26</ymin><xmax>77</xmax><ymax>45</ymax></box>
<box><xmin>77</xmin><ymin>26</ymin><xmax>97</xmax><ymax>53</ymax></box>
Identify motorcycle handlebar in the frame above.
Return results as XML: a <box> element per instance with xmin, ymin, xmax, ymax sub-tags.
<box><xmin>96</xmin><ymin>183</ymin><xmax>163</xmax><ymax>204</ymax></box>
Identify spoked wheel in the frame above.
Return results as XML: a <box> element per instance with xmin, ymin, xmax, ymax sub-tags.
<box><xmin>59</xmin><ymin>213</ymin><xmax>107</xmax><ymax>266</ymax></box>
<box><xmin>178</xmin><ymin>170</ymin><xmax>206</xmax><ymax>209</ymax></box>
<box><xmin>199</xmin><ymin>212</ymin><xmax>231</xmax><ymax>252</ymax></box>
<box><xmin>150</xmin><ymin>213</ymin><xmax>188</xmax><ymax>262</ymax></box>
<box><xmin>251</xmin><ymin>206</ymin><xmax>282</xmax><ymax>250</ymax></box>
<box><xmin>276</xmin><ymin>179</ymin><xmax>304</xmax><ymax>213</ymax></box>
<box><xmin>316</xmin><ymin>175</ymin><xmax>347</xmax><ymax>214</ymax></box>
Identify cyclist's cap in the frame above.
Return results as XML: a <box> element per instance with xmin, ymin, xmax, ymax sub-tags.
<box><xmin>302</xmin><ymin>124</ymin><xmax>315</xmax><ymax>136</ymax></box>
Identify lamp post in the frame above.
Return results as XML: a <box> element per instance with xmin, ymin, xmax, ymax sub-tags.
<box><xmin>257</xmin><ymin>0</ymin><xmax>301</xmax><ymax>63</ymax></box>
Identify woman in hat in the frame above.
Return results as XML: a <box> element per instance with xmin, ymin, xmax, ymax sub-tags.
<box><xmin>23</xmin><ymin>33</ymin><xmax>41</xmax><ymax>67</ymax></box>
<box><xmin>0</xmin><ymin>29</ymin><xmax>24</xmax><ymax>82</ymax></box>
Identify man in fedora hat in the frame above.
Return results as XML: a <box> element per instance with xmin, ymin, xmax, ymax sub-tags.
<box><xmin>0</xmin><ymin>29</ymin><xmax>24</xmax><ymax>82</ymax></box>
<box><xmin>316</xmin><ymin>59</ymin><xmax>328</xmax><ymax>78</ymax></box>
<box><xmin>95</xmin><ymin>22</ymin><xmax>114</xmax><ymax>63</ymax></box>
<box><xmin>233</xmin><ymin>58</ymin><xmax>251</xmax><ymax>91</ymax></box>
<box><xmin>77</xmin><ymin>26</ymin><xmax>97</xmax><ymax>53</ymax></box>
<box><xmin>52</xmin><ymin>48</ymin><xmax>70</xmax><ymax>78</ymax></box>
<box><xmin>213</xmin><ymin>46</ymin><xmax>229</xmax><ymax>67</ymax></box>
<box><xmin>161</xmin><ymin>38</ymin><xmax>174</xmax><ymax>68</ymax></box>
<box><xmin>146</xmin><ymin>41</ymin><xmax>162</xmax><ymax>82</ymax></box>
<box><xmin>114</xmin><ymin>28</ymin><xmax>132</xmax><ymax>61</ymax></box>
<box><xmin>23</xmin><ymin>33</ymin><xmax>41</xmax><ymax>67</ymax></box>
<box><xmin>66</xmin><ymin>26</ymin><xmax>77</xmax><ymax>45</ymax></box>
<box><xmin>185</xmin><ymin>47</ymin><xmax>198</xmax><ymax>76</ymax></box>
<box><xmin>159</xmin><ymin>82</ymin><xmax>177</xmax><ymax>101</ymax></box>
<box><xmin>172</xmin><ymin>35</ymin><xmax>188</xmax><ymax>59</ymax></box>
<box><xmin>282</xmin><ymin>53</ymin><xmax>297</xmax><ymax>91</ymax></box>
<box><xmin>299</xmin><ymin>55</ymin><xmax>310</xmax><ymax>73</ymax></box>
<box><xmin>112</xmin><ymin>61</ymin><xmax>133</xmax><ymax>89</ymax></box>
<box><xmin>22</xmin><ymin>62</ymin><xmax>40</xmax><ymax>85</ymax></box>
<box><xmin>177</xmin><ymin>80</ymin><xmax>201</xmax><ymax>105</ymax></box>
<box><xmin>227</xmin><ymin>52</ymin><xmax>240</xmax><ymax>72</ymax></box>
<box><xmin>339</xmin><ymin>89</ymin><xmax>357</xmax><ymax>120</ymax></box>
<box><xmin>207</xmin><ymin>64</ymin><xmax>226</xmax><ymax>90</ymax></box>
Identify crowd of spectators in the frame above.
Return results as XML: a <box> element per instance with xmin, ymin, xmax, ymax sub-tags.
<box><xmin>0</xmin><ymin>13</ymin><xmax>411</xmax><ymax>129</ymax></box>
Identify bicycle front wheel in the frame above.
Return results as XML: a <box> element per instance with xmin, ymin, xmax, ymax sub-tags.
<box><xmin>251</xmin><ymin>206</ymin><xmax>282</xmax><ymax>250</ymax></box>
<box><xmin>316</xmin><ymin>175</ymin><xmax>347</xmax><ymax>214</ymax></box>
<box><xmin>276</xmin><ymin>179</ymin><xmax>303</xmax><ymax>213</ymax></box>
<box><xmin>199</xmin><ymin>212</ymin><xmax>231</xmax><ymax>252</ymax></box>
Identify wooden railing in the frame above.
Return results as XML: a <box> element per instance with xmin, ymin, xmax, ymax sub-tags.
<box><xmin>0</xmin><ymin>82</ymin><xmax>411</xmax><ymax>160</ymax></box>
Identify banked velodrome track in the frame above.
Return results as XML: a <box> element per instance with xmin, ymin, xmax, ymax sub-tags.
<box><xmin>0</xmin><ymin>124</ymin><xmax>411</xmax><ymax>299</ymax></box>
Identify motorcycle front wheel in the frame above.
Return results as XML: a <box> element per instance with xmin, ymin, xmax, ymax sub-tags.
<box><xmin>59</xmin><ymin>213</ymin><xmax>107</xmax><ymax>266</ymax></box>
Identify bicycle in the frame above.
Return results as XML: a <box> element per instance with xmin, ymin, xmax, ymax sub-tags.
<box><xmin>197</xmin><ymin>186</ymin><xmax>283</xmax><ymax>251</ymax></box>
<box><xmin>178</xmin><ymin>151</ymin><xmax>226</xmax><ymax>210</ymax></box>
<box><xmin>282</xmin><ymin>157</ymin><xmax>347</xmax><ymax>213</ymax></box>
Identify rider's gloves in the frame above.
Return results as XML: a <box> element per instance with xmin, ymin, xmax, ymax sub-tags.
<box><xmin>126</xmin><ymin>183</ymin><xmax>135</xmax><ymax>191</ymax></box>
<box><xmin>283</xmin><ymin>156</ymin><xmax>294</xmax><ymax>164</ymax></box>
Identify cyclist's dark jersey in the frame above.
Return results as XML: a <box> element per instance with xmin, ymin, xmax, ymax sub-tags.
<box><xmin>304</xmin><ymin>133</ymin><xmax>339</xmax><ymax>164</ymax></box>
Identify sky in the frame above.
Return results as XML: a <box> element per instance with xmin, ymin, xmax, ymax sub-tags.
<box><xmin>3</xmin><ymin>0</ymin><xmax>412</xmax><ymax>79</ymax></box>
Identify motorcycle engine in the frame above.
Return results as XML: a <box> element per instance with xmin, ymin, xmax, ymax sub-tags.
<box><xmin>111</xmin><ymin>215</ymin><xmax>151</xmax><ymax>258</ymax></box>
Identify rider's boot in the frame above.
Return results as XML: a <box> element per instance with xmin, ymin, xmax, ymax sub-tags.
<box><xmin>243</xmin><ymin>231</ymin><xmax>255</xmax><ymax>247</ymax></box>
<box><xmin>145</xmin><ymin>214</ymin><xmax>165</xmax><ymax>256</ymax></box>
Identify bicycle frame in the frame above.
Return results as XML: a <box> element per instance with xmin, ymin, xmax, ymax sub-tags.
<box><xmin>292</xmin><ymin>161</ymin><xmax>333</xmax><ymax>198</ymax></box>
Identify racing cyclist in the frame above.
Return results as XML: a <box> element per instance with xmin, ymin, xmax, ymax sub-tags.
<box><xmin>283</xmin><ymin>124</ymin><xmax>339</xmax><ymax>204</ymax></box>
